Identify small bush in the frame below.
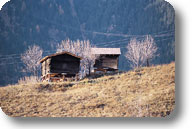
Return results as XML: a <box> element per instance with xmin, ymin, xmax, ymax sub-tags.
<box><xmin>18</xmin><ymin>76</ymin><xmax>41</xmax><ymax>85</ymax></box>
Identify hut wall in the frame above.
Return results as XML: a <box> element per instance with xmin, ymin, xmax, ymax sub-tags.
<box><xmin>94</xmin><ymin>55</ymin><xmax>119</xmax><ymax>70</ymax></box>
<box><xmin>41</xmin><ymin>61</ymin><xmax>45</xmax><ymax>76</ymax></box>
<box><xmin>50</xmin><ymin>54</ymin><xmax>80</xmax><ymax>75</ymax></box>
<box><xmin>41</xmin><ymin>58</ymin><xmax>51</xmax><ymax>76</ymax></box>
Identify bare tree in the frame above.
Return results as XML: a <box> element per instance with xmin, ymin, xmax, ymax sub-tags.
<box><xmin>56</xmin><ymin>39</ymin><xmax>71</xmax><ymax>53</ymax></box>
<box><xmin>56</xmin><ymin>39</ymin><xmax>97</xmax><ymax>77</ymax></box>
<box><xmin>125</xmin><ymin>35</ymin><xmax>158</xmax><ymax>68</ymax></box>
<box><xmin>21</xmin><ymin>45</ymin><xmax>43</xmax><ymax>76</ymax></box>
<box><xmin>78</xmin><ymin>40</ymin><xmax>98</xmax><ymax>76</ymax></box>
<box><xmin>125</xmin><ymin>38</ymin><xmax>144</xmax><ymax>68</ymax></box>
<box><xmin>141</xmin><ymin>35</ymin><xmax>158</xmax><ymax>67</ymax></box>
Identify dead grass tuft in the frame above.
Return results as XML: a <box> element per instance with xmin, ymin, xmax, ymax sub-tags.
<box><xmin>18</xmin><ymin>76</ymin><xmax>41</xmax><ymax>85</ymax></box>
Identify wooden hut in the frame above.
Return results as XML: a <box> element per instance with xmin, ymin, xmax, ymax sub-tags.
<box><xmin>40</xmin><ymin>52</ymin><xmax>82</xmax><ymax>82</ymax></box>
<box><xmin>91</xmin><ymin>48</ymin><xmax>121</xmax><ymax>74</ymax></box>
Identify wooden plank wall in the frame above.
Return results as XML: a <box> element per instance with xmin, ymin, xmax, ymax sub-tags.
<box><xmin>94</xmin><ymin>55</ymin><xmax>119</xmax><ymax>70</ymax></box>
<box><xmin>41</xmin><ymin>54</ymin><xmax>81</xmax><ymax>78</ymax></box>
<box><xmin>50</xmin><ymin>54</ymin><xmax>80</xmax><ymax>75</ymax></box>
<box><xmin>41</xmin><ymin>58</ymin><xmax>51</xmax><ymax>76</ymax></box>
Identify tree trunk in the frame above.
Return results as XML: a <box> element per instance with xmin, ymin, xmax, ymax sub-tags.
<box><xmin>146</xmin><ymin>59</ymin><xmax>150</xmax><ymax>67</ymax></box>
<box><xmin>88</xmin><ymin>65</ymin><xmax>91</xmax><ymax>76</ymax></box>
<box><xmin>33</xmin><ymin>70</ymin><xmax>36</xmax><ymax>77</ymax></box>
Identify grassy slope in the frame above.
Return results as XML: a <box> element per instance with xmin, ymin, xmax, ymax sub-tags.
<box><xmin>0</xmin><ymin>63</ymin><xmax>175</xmax><ymax>117</ymax></box>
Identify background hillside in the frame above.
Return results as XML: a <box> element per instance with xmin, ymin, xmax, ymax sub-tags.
<box><xmin>0</xmin><ymin>63</ymin><xmax>175</xmax><ymax>117</ymax></box>
<box><xmin>0</xmin><ymin>0</ymin><xmax>175</xmax><ymax>86</ymax></box>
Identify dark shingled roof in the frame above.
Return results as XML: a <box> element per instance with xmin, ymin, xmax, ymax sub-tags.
<box><xmin>40</xmin><ymin>51</ymin><xmax>82</xmax><ymax>63</ymax></box>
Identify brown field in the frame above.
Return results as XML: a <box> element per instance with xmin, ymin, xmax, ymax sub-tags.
<box><xmin>0</xmin><ymin>63</ymin><xmax>175</xmax><ymax>117</ymax></box>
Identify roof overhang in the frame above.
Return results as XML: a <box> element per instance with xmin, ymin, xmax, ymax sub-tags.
<box><xmin>91</xmin><ymin>48</ymin><xmax>121</xmax><ymax>55</ymax></box>
<box><xmin>40</xmin><ymin>51</ymin><xmax>82</xmax><ymax>63</ymax></box>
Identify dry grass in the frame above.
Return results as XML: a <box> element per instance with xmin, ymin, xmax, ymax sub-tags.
<box><xmin>0</xmin><ymin>63</ymin><xmax>175</xmax><ymax>117</ymax></box>
<box><xmin>17</xmin><ymin>76</ymin><xmax>41</xmax><ymax>85</ymax></box>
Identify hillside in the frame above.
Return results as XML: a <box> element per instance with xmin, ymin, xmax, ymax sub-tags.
<box><xmin>0</xmin><ymin>63</ymin><xmax>175</xmax><ymax>117</ymax></box>
<box><xmin>0</xmin><ymin>0</ymin><xmax>175</xmax><ymax>85</ymax></box>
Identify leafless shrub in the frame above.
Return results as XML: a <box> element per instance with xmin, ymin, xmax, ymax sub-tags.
<box><xmin>21</xmin><ymin>45</ymin><xmax>43</xmax><ymax>76</ymax></box>
<box><xmin>18</xmin><ymin>76</ymin><xmax>41</xmax><ymax>85</ymax></box>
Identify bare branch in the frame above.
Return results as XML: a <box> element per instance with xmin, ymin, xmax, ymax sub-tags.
<box><xmin>141</xmin><ymin>35</ymin><xmax>158</xmax><ymax>66</ymax></box>
<box><xmin>125</xmin><ymin>38</ymin><xmax>144</xmax><ymax>68</ymax></box>
<box><xmin>125</xmin><ymin>35</ymin><xmax>158</xmax><ymax>68</ymax></box>
<box><xmin>21</xmin><ymin>45</ymin><xmax>43</xmax><ymax>76</ymax></box>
